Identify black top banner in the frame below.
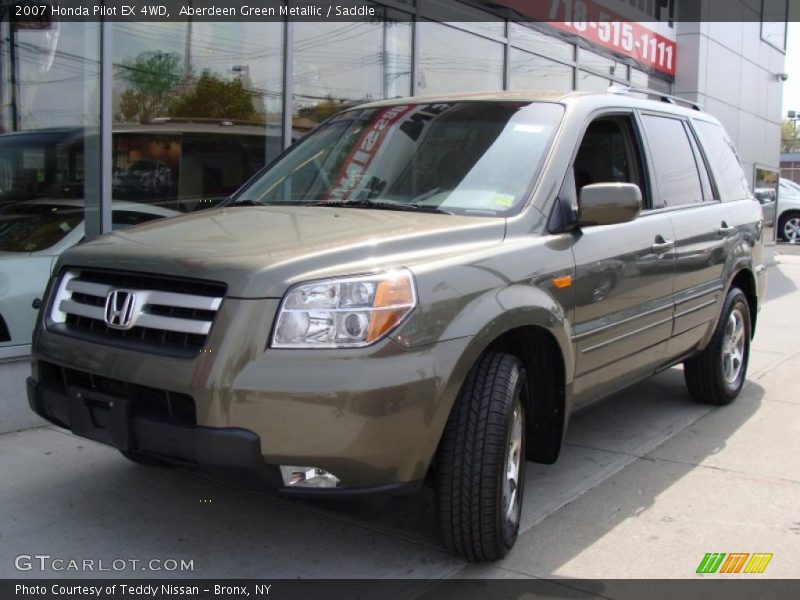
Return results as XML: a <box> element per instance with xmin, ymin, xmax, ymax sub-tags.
<box><xmin>1</xmin><ymin>0</ymin><xmax>799</xmax><ymax>23</ymax></box>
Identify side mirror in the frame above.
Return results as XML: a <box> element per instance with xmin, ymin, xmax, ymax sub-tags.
<box><xmin>578</xmin><ymin>183</ymin><xmax>642</xmax><ymax>227</ymax></box>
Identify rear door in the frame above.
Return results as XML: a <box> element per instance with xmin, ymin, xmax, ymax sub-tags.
<box><xmin>639</xmin><ymin>113</ymin><xmax>737</xmax><ymax>358</ymax></box>
<box><xmin>569</xmin><ymin>112</ymin><xmax>676</xmax><ymax>405</ymax></box>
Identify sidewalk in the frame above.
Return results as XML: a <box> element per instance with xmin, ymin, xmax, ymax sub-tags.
<box><xmin>1</xmin><ymin>256</ymin><xmax>798</xmax><ymax>585</ymax></box>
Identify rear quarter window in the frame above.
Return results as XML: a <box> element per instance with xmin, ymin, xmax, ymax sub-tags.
<box><xmin>693</xmin><ymin>121</ymin><xmax>752</xmax><ymax>202</ymax></box>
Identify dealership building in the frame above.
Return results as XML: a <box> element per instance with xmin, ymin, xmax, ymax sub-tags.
<box><xmin>0</xmin><ymin>0</ymin><xmax>788</xmax><ymax>429</ymax></box>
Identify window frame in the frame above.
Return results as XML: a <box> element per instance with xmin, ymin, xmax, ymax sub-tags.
<box><xmin>637</xmin><ymin>110</ymin><xmax>709</xmax><ymax>212</ymax></box>
<box><xmin>562</xmin><ymin>108</ymin><xmax>654</xmax><ymax>214</ymax></box>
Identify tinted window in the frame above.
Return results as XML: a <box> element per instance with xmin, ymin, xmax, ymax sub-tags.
<box><xmin>641</xmin><ymin>115</ymin><xmax>703</xmax><ymax>208</ymax></box>
<box><xmin>694</xmin><ymin>121</ymin><xmax>752</xmax><ymax>202</ymax></box>
<box><xmin>574</xmin><ymin>117</ymin><xmax>643</xmax><ymax>193</ymax></box>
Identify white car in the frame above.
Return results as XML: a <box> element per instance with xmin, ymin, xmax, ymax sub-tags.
<box><xmin>778</xmin><ymin>178</ymin><xmax>800</xmax><ymax>242</ymax></box>
<box><xmin>0</xmin><ymin>199</ymin><xmax>179</xmax><ymax>348</ymax></box>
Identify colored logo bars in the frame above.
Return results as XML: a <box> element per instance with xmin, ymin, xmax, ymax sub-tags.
<box><xmin>696</xmin><ymin>553</ymin><xmax>773</xmax><ymax>574</ymax></box>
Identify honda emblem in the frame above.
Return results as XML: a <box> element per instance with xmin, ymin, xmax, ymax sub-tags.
<box><xmin>104</xmin><ymin>290</ymin><xmax>137</xmax><ymax>329</ymax></box>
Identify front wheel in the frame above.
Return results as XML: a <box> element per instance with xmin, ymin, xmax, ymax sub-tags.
<box><xmin>684</xmin><ymin>287</ymin><xmax>751</xmax><ymax>405</ymax></box>
<box><xmin>436</xmin><ymin>352</ymin><xmax>527</xmax><ymax>561</ymax></box>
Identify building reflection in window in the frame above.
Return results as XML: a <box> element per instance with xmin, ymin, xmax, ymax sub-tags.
<box><xmin>293</xmin><ymin>19</ymin><xmax>411</xmax><ymax>134</ymax></box>
<box><xmin>111</xmin><ymin>21</ymin><xmax>284</xmax><ymax>212</ymax></box>
<box><xmin>417</xmin><ymin>22</ymin><xmax>504</xmax><ymax>95</ymax></box>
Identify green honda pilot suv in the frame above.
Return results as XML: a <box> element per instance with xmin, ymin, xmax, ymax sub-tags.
<box><xmin>28</xmin><ymin>90</ymin><xmax>767</xmax><ymax>560</ymax></box>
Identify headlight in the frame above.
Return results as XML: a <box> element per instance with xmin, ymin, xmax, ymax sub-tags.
<box><xmin>271</xmin><ymin>269</ymin><xmax>416</xmax><ymax>348</ymax></box>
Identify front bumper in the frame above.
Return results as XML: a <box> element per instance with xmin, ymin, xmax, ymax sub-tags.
<box><xmin>30</xmin><ymin>300</ymin><xmax>474</xmax><ymax>492</ymax></box>
<box><xmin>27</xmin><ymin>376</ymin><xmax>421</xmax><ymax>499</ymax></box>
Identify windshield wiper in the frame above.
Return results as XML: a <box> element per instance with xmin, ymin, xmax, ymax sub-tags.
<box><xmin>228</xmin><ymin>198</ymin><xmax>453</xmax><ymax>214</ymax></box>
<box><xmin>305</xmin><ymin>199</ymin><xmax>453</xmax><ymax>215</ymax></box>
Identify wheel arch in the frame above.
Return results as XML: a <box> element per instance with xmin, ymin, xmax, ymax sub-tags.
<box><xmin>730</xmin><ymin>267</ymin><xmax>758</xmax><ymax>339</ymax></box>
<box><xmin>483</xmin><ymin>325</ymin><xmax>568</xmax><ymax>465</ymax></box>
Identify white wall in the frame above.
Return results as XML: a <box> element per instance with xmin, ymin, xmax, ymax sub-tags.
<box><xmin>0</xmin><ymin>360</ymin><xmax>44</xmax><ymax>434</ymax></box>
<box><xmin>674</xmin><ymin>3</ymin><xmax>786</xmax><ymax>186</ymax></box>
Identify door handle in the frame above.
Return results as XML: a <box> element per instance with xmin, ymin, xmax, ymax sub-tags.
<box><xmin>718</xmin><ymin>223</ymin><xmax>736</xmax><ymax>236</ymax></box>
<box><xmin>651</xmin><ymin>239</ymin><xmax>674</xmax><ymax>254</ymax></box>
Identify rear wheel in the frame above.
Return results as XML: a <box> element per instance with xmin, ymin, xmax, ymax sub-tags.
<box><xmin>684</xmin><ymin>287</ymin><xmax>751</xmax><ymax>405</ymax></box>
<box><xmin>779</xmin><ymin>212</ymin><xmax>800</xmax><ymax>243</ymax></box>
<box><xmin>436</xmin><ymin>352</ymin><xmax>527</xmax><ymax>561</ymax></box>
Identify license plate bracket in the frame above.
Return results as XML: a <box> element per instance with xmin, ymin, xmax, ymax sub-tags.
<box><xmin>68</xmin><ymin>387</ymin><xmax>131</xmax><ymax>450</ymax></box>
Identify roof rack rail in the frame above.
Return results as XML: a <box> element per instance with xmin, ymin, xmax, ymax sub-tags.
<box><xmin>607</xmin><ymin>84</ymin><xmax>703</xmax><ymax>111</ymax></box>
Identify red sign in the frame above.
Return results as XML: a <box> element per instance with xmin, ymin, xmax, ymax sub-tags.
<box><xmin>327</xmin><ymin>105</ymin><xmax>415</xmax><ymax>201</ymax></box>
<box><xmin>497</xmin><ymin>0</ymin><xmax>677</xmax><ymax>77</ymax></box>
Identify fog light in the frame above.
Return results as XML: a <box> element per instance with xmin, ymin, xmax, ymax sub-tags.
<box><xmin>280</xmin><ymin>465</ymin><xmax>340</xmax><ymax>488</ymax></box>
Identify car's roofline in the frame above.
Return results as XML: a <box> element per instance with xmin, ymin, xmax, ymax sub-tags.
<box><xmin>351</xmin><ymin>89</ymin><xmax>720</xmax><ymax>124</ymax></box>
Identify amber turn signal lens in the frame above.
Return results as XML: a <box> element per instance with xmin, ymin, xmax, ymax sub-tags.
<box><xmin>367</xmin><ymin>275</ymin><xmax>416</xmax><ymax>342</ymax></box>
<box><xmin>552</xmin><ymin>275</ymin><xmax>573</xmax><ymax>289</ymax></box>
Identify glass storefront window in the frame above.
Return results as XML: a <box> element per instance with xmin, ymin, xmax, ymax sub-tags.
<box><xmin>577</xmin><ymin>70</ymin><xmax>611</xmax><ymax>92</ymax></box>
<box><xmin>417</xmin><ymin>22</ymin><xmax>504</xmax><ymax>95</ymax></box>
<box><xmin>293</xmin><ymin>20</ymin><xmax>412</xmax><ymax>133</ymax></box>
<box><xmin>0</xmin><ymin>21</ymin><xmax>101</xmax><ymax>350</ymax></box>
<box><xmin>578</xmin><ymin>48</ymin><xmax>627</xmax><ymax>81</ymax></box>
<box><xmin>630</xmin><ymin>69</ymin><xmax>672</xmax><ymax>94</ymax></box>
<box><xmin>510</xmin><ymin>49</ymin><xmax>573</xmax><ymax>91</ymax></box>
<box><xmin>112</xmin><ymin>21</ymin><xmax>284</xmax><ymax>213</ymax></box>
<box><xmin>761</xmin><ymin>0</ymin><xmax>788</xmax><ymax>50</ymax></box>
<box><xmin>509</xmin><ymin>23</ymin><xmax>574</xmax><ymax>63</ymax></box>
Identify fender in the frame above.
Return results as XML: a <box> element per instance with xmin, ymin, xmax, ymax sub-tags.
<box><xmin>419</xmin><ymin>282</ymin><xmax>576</xmax><ymax>465</ymax></box>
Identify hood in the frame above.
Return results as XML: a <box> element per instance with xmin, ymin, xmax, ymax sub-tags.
<box><xmin>56</xmin><ymin>206</ymin><xmax>506</xmax><ymax>298</ymax></box>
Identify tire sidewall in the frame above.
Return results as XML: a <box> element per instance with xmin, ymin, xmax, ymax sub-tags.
<box><xmin>714</xmin><ymin>290</ymin><xmax>751</xmax><ymax>399</ymax></box>
<box><xmin>498</xmin><ymin>365</ymin><xmax>527</xmax><ymax>554</ymax></box>
<box><xmin>780</xmin><ymin>212</ymin><xmax>800</xmax><ymax>242</ymax></box>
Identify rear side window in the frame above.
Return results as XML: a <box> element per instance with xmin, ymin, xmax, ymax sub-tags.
<box><xmin>693</xmin><ymin>121</ymin><xmax>751</xmax><ymax>202</ymax></box>
<box><xmin>641</xmin><ymin>115</ymin><xmax>703</xmax><ymax>208</ymax></box>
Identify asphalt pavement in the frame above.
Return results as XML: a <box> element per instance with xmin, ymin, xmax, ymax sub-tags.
<box><xmin>1</xmin><ymin>246</ymin><xmax>798</xmax><ymax>589</ymax></box>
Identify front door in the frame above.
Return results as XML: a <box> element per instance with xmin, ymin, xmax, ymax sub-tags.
<box><xmin>569</xmin><ymin>114</ymin><xmax>676</xmax><ymax>405</ymax></box>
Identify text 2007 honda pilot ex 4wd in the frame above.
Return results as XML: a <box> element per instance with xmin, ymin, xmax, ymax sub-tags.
<box><xmin>29</xmin><ymin>90</ymin><xmax>766</xmax><ymax>560</ymax></box>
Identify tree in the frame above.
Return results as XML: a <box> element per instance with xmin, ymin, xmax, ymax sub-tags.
<box><xmin>116</xmin><ymin>51</ymin><xmax>183</xmax><ymax>122</ymax></box>
<box><xmin>782</xmin><ymin>120</ymin><xmax>800</xmax><ymax>154</ymax></box>
<box><xmin>169</xmin><ymin>70</ymin><xmax>256</xmax><ymax>121</ymax></box>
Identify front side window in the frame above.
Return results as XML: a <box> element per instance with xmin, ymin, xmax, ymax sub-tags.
<box><xmin>234</xmin><ymin>102</ymin><xmax>564</xmax><ymax>216</ymax></box>
<box><xmin>641</xmin><ymin>115</ymin><xmax>704</xmax><ymax>208</ymax></box>
<box><xmin>573</xmin><ymin>116</ymin><xmax>645</xmax><ymax>199</ymax></box>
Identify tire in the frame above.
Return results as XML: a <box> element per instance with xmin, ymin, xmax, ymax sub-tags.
<box><xmin>684</xmin><ymin>287</ymin><xmax>751</xmax><ymax>405</ymax></box>
<box><xmin>436</xmin><ymin>352</ymin><xmax>527</xmax><ymax>561</ymax></box>
<box><xmin>778</xmin><ymin>212</ymin><xmax>800</xmax><ymax>243</ymax></box>
<box><xmin>119</xmin><ymin>449</ymin><xmax>172</xmax><ymax>467</ymax></box>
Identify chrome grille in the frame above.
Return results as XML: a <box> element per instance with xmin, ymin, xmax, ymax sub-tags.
<box><xmin>49</xmin><ymin>269</ymin><xmax>226</xmax><ymax>356</ymax></box>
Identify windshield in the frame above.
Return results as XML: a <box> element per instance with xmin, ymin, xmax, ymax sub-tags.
<box><xmin>233</xmin><ymin>101</ymin><xmax>564</xmax><ymax>216</ymax></box>
<box><xmin>0</xmin><ymin>204</ymin><xmax>83</xmax><ymax>252</ymax></box>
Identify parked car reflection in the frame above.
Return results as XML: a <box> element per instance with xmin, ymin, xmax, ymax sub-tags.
<box><xmin>113</xmin><ymin>159</ymin><xmax>174</xmax><ymax>198</ymax></box>
<box><xmin>0</xmin><ymin>199</ymin><xmax>179</xmax><ymax>347</ymax></box>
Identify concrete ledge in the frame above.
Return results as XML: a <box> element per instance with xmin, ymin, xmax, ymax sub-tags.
<box><xmin>0</xmin><ymin>358</ymin><xmax>44</xmax><ymax>434</ymax></box>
